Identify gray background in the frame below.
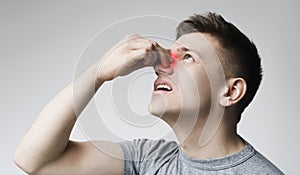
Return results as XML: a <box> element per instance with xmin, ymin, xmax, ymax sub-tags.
<box><xmin>1</xmin><ymin>0</ymin><xmax>299</xmax><ymax>174</ymax></box>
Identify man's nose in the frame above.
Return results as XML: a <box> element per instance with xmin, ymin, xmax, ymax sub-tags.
<box><xmin>154</xmin><ymin>62</ymin><xmax>174</xmax><ymax>75</ymax></box>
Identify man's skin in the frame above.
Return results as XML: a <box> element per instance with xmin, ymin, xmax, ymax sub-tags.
<box><xmin>14</xmin><ymin>32</ymin><xmax>246</xmax><ymax>174</ymax></box>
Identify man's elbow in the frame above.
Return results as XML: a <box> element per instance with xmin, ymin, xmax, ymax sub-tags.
<box><xmin>14</xmin><ymin>150</ymin><xmax>41</xmax><ymax>174</ymax></box>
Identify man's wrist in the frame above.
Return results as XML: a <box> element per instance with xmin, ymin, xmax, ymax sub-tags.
<box><xmin>94</xmin><ymin>76</ymin><xmax>105</xmax><ymax>90</ymax></box>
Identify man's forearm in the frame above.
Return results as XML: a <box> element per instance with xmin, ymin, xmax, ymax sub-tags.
<box><xmin>14</xmin><ymin>63</ymin><xmax>104</xmax><ymax>173</ymax></box>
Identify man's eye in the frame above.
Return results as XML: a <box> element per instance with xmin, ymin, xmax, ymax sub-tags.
<box><xmin>183</xmin><ymin>54</ymin><xmax>194</xmax><ymax>63</ymax></box>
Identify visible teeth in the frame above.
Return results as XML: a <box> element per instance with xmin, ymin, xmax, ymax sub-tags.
<box><xmin>157</xmin><ymin>84</ymin><xmax>171</xmax><ymax>91</ymax></box>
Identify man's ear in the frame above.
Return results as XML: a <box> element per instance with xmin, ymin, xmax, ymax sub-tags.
<box><xmin>219</xmin><ymin>78</ymin><xmax>247</xmax><ymax>107</ymax></box>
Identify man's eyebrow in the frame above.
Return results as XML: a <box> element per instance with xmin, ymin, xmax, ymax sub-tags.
<box><xmin>176</xmin><ymin>47</ymin><xmax>189</xmax><ymax>53</ymax></box>
<box><xmin>176</xmin><ymin>47</ymin><xmax>201</xmax><ymax>57</ymax></box>
<box><xmin>176</xmin><ymin>46</ymin><xmax>203</xmax><ymax>61</ymax></box>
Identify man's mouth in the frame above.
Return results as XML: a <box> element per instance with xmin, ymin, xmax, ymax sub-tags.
<box><xmin>154</xmin><ymin>79</ymin><xmax>173</xmax><ymax>92</ymax></box>
<box><xmin>156</xmin><ymin>84</ymin><xmax>172</xmax><ymax>91</ymax></box>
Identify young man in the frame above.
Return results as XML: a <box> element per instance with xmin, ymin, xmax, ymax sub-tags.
<box><xmin>14</xmin><ymin>13</ymin><xmax>283</xmax><ymax>174</ymax></box>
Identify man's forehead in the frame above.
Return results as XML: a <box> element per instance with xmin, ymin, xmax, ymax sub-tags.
<box><xmin>171</xmin><ymin>32</ymin><xmax>214</xmax><ymax>52</ymax></box>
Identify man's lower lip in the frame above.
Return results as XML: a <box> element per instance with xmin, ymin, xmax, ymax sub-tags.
<box><xmin>152</xmin><ymin>90</ymin><xmax>172</xmax><ymax>94</ymax></box>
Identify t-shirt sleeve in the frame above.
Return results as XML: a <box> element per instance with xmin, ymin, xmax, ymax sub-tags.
<box><xmin>120</xmin><ymin>138</ymin><xmax>178</xmax><ymax>175</ymax></box>
<box><xmin>120</xmin><ymin>139</ymin><xmax>142</xmax><ymax>175</ymax></box>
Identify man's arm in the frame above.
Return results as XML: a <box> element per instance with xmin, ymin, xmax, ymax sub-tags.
<box><xmin>14</xmin><ymin>33</ymin><xmax>171</xmax><ymax>175</ymax></box>
<box><xmin>14</xmin><ymin>64</ymin><xmax>125</xmax><ymax>174</ymax></box>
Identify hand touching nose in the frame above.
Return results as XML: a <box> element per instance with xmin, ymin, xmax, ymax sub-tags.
<box><xmin>96</xmin><ymin>33</ymin><xmax>173</xmax><ymax>81</ymax></box>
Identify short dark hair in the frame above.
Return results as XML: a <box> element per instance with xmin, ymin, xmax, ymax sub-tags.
<box><xmin>176</xmin><ymin>12</ymin><xmax>262</xmax><ymax>111</ymax></box>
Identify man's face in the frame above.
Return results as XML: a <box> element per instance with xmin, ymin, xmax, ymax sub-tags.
<box><xmin>149</xmin><ymin>32</ymin><xmax>225</xmax><ymax>123</ymax></box>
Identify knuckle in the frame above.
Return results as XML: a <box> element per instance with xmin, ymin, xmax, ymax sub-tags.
<box><xmin>128</xmin><ymin>33</ymin><xmax>137</xmax><ymax>37</ymax></box>
<box><xmin>123</xmin><ymin>42</ymin><xmax>131</xmax><ymax>49</ymax></box>
<box><xmin>151</xmin><ymin>41</ymin><xmax>159</xmax><ymax>48</ymax></box>
<box><xmin>125</xmin><ymin>33</ymin><xmax>138</xmax><ymax>41</ymax></box>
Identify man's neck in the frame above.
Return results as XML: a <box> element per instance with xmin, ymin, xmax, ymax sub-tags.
<box><xmin>172</xmin><ymin>114</ymin><xmax>245</xmax><ymax>159</ymax></box>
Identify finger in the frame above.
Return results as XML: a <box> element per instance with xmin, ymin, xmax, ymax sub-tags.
<box><xmin>118</xmin><ymin>33</ymin><xmax>142</xmax><ymax>47</ymax></box>
<box><xmin>143</xmin><ymin>50</ymin><xmax>157</xmax><ymax>66</ymax></box>
<box><xmin>157</xmin><ymin>46</ymin><xmax>173</xmax><ymax>63</ymax></box>
<box><xmin>127</xmin><ymin>49</ymin><xmax>147</xmax><ymax>66</ymax></box>
<box><xmin>124</xmin><ymin>33</ymin><xmax>141</xmax><ymax>41</ymax></box>
<box><xmin>128</xmin><ymin>40</ymin><xmax>158</xmax><ymax>66</ymax></box>
<box><xmin>126</xmin><ymin>39</ymin><xmax>153</xmax><ymax>50</ymax></box>
<box><xmin>160</xmin><ymin>54</ymin><xmax>170</xmax><ymax>67</ymax></box>
<box><xmin>119</xmin><ymin>49</ymin><xmax>147</xmax><ymax>74</ymax></box>
<box><xmin>155</xmin><ymin>46</ymin><xmax>171</xmax><ymax>67</ymax></box>
<box><xmin>116</xmin><ymin>49</ymin><xmax>145</xmax><ymax>76</ymax></box>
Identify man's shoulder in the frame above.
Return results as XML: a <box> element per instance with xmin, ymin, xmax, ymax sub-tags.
<box><xmin>120</xmin><ymin>138</ymin><xmax>179</xmax><ymax>160</ymax></box>
<box><xmin>241</xmin><ymin>144</ymin><xmax>284</xmax><ymax>175</ymax></box>
<box><xmin>122</xmin><ymin>138</ymin><xmax>178</xmax><ymax>148</ymax></box>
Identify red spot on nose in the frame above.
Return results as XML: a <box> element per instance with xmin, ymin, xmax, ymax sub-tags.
<box><xmin>170</xmin><ymin>51</ymin><xmax>178</xmax><ymax>60</ymax></box>
<box><xmin>169</xmin><ymin>51</ymin><xmax>178</xmax><ymax>67</ymax></box>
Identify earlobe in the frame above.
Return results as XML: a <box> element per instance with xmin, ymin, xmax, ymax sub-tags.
<box><xmin>219</xmin><ymin>86</ymin><xmax>230</xmax><ymax>106</ymax></box>
<box><xmin>220</xmin><ymin>97</ymin><xmax>229</xmax><ymax>106</ymax></box>
<box><xmin>219</xmin><ymin>78</ymin><xmax>247</xmax><ymax>107</ymax></box>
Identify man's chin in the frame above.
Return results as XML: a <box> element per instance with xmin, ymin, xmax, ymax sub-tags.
<box><xmin>148</xmin><ymin>93</ymin><xmax>182</xmax><ymax>118</ymax></box>
<box><xmin>148</xmin><ymin>102</ymin><xmax>180</xmax><ymax>118</ymax></box>
<box><xmin>148</xmin><ymin>94</ymin><xmax>165</xmax><ymax>116</ymax></box>
<box><xmin>148</xmin><ymin>103</ymin><xmax>164</xmax><ymax>118</ymax></box>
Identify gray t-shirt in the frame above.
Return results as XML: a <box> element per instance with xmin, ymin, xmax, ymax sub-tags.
<box><xmin>120</xmin><ymin>139</ymin><xmax>284</xmax><ymax>175</ymax></box>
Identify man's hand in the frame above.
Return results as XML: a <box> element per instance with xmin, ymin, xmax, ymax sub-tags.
<box><xmin>97</xmin><ymin>33</ymin><xmax>172</xmax><ymax>82</ymax></box>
